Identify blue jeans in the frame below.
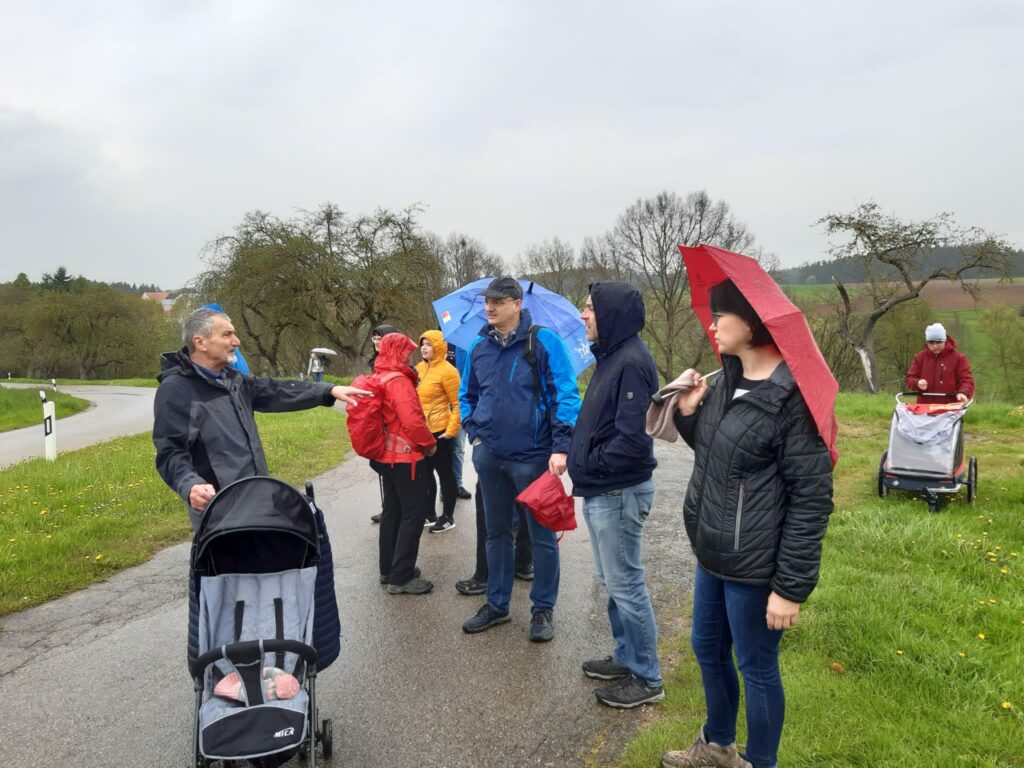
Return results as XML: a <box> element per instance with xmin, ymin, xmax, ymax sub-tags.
<box><xmin>691</xmin><ymin>564</ymin><xmax>783</xmax><ymax>768</ymax></box>
<box><xmin>473</xmin><ymin>441</ymin><xmax>559</xmax><ymax>614</ymax></box>
<box><xmin>451</xmin><ymin>428</ymin><xmax>466</xmax><ymax>488</ymax></box>
<box><xmin>582</xmin><ymin>479</ymin><xmax>661</xmax><ymax>687</ymax></box>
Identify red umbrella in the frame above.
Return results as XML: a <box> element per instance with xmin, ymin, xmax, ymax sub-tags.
<box><xmin>679</xmin><ymin>244</ymin><xmax>840</xmax><ymax>466</ymax></box>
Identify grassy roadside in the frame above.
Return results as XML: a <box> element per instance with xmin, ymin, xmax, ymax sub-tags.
<box><xmin>617</xmin><ymin>393</ymin><xmax>1023</xmax><ymax>768</ymax></box>
<box><xmin>4</xmin><ymin>377</ymin><xmax>159</xmax><ymax>388</ymax></box>
<box><xmin>0</xmin><ymin>407</ymin><xmax>350</xmax><ymax>617</ymax></box>
<box><xmin>0</xmin><ymin>389</ymin><xmax>90</xmax><ymax>432</ymax></box>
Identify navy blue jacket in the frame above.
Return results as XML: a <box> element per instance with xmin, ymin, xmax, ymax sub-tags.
<box><xmin>459</xmin><ymin>309</ymin><xmax>581</xmax><ymax>462</ymax></box>
<box><xmin>568</xmin><ymin>282</ymin><xmax>658</xmax><ymax>496</ymax></box>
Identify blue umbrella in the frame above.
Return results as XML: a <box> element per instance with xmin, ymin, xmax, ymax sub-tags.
<box><xmin>432</xmin><ymin>278</ymin><xmax>595</xmax><ymax>376</ymax></box>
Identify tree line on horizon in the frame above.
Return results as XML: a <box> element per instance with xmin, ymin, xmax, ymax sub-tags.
<box><xmin>1</xmin><ymin>194</ymin><xmax>1018</xmax><ymax>395</ymax></box>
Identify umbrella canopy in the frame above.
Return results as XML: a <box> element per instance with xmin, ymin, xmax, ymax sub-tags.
<box><xmin>310</xmin><ymin>347</ymin><xmax>337</xmax><ymax>356</ymax></box>
<box><xmin>679</xmin><ymin>244</ymin><xmax>839</xmax><ymax>466</ymax></box>
<box><xmin>432</xmin><ymin>278</ymin><xmax>595</xmax><ymax>376</ymax></box>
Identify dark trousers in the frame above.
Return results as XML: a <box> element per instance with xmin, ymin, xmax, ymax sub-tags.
<box><xmin>376</xmin><ymin>460</ymin><xmax>431</xmax><ymax>584</ymax></box>
<box><xmin>471</xmin><ymin>481</ymin><xmax>532</xmax><ymax>582</ymax></box>
<box><xmin>425</xmin><ymin>432</ymin><xmax>457</xmax><ymax>521</ymax></box>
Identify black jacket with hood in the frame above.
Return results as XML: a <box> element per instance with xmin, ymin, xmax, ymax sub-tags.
<box><xmin>674</xmin><ymin>355</ymin><xmax>833</xmax><ymax>603</ymax></box>
<box><xmin>568</xmin><ymin>282</ymin><xmax>659</xmax><ymax>497</ymax></box>
<box><xmin>153</xmin><ymin>347</ymin><xmax>335</xmax><ymax>530</ymax></box>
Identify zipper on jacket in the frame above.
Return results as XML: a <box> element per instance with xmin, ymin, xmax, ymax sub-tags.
<box><xmin>733</xmin><ymin>483</ymin><xmax>746</xmax><ymax>550</ymax></box>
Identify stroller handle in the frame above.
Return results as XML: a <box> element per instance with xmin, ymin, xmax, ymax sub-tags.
<box><xmin>896</xmin><ymin>392</ymin><xmax>973</xmax><ymax>408</ymax></box>
<box><xmin>190</xmin><ymin>639</ymin><xmax>318</xmax><ymax>679</ymax></box>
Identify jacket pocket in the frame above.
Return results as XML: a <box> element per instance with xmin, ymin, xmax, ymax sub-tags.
<box><xmin>733</xmin><ymin>483</ymin><xmax>746</xmax><ymax>551</ymax></box>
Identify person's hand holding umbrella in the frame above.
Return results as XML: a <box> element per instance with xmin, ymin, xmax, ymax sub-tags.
<box><xmin>670</xmin><ymin>369</ymin><xmax>710</xmax><ymax>417</ymax></box>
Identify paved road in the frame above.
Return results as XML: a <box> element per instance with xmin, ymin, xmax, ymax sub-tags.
<box><xmin>0</xmin><ymin>441</ymin><xmax>697</xmax><ymax>768</ymax></box>
<box><xmin>0</xmin><ymin>384</ymin><xmax>156</xmax><ymax>468</ymax></box>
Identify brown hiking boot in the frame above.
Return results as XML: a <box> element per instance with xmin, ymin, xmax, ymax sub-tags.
<box><xmin>661</xmin><ymin>729</ymin><xmax>751</xmax><ymax>768</ymax></box>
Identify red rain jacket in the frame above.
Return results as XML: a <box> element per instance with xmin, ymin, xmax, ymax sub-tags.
<box><xmin>373</xmin><ymin>334</ymin><xmax>437</xmax><ymax>468</ymax></box>
<box><xmin>905</xmin><ymin>336</ymin><xmax>975</xmax><ymax>405</ymax></box>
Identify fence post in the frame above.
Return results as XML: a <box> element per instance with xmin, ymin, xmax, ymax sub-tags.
<box><xmin>40</xmin><ymin>391</ymin><xmax>57</xmax><ymax>462</ymax></box>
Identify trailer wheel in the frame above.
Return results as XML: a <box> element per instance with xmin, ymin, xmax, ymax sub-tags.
<box><xmin>877</xmin><ymin>454</ymin><xmax>888</xmax><ymax>498</ymax></box>
<box><xmin>967</xmin><ymin>457</ymin><xmax>978</xmax><ymax>504</ymax></box>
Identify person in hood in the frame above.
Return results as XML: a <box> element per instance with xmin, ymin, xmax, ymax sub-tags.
<box><xmin>153</xmin><ymin>308</ymin><xmax>369</xmax><ymax>532</ymax></box>
<box><xmin>416</xmin><ymin>330</ymin><xmax>461</xmax><ymax>533</ymax></box>
<box><xmin>660</xmin><ymin>279</ymin><xmax>833</xmax><ymax>768</ymax></box>
<box><xmin>905</xmin><ymin>323</ymin><xmax>975</xmax><ymax>405</ymax></box>
<box><xmin>368</xmin><ymin>324</ymin><xmax>400</xmax><ymax>372</ymax></box>
<box><xmin>372</xmin><ymin>332</ymin><xmax>438</xmax><ymax>595</ymax></box>
<box><xmin>458</xmin><ymin>276</ymin><xmax>581</xmax><ymax>642</ymax></box>
<box><xmin>569</xmin><ymin>282</ymin><xmax>663</xmax><ymax>709</ymax></box>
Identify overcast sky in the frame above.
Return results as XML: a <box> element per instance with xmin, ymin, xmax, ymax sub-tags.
<box><xmin>1</xmin><ymin>1</ymin><xmax>1021</xmax><ymax>288</ymax></box>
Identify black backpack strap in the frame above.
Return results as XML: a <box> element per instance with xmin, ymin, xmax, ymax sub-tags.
<box><xmin>524</xmin><ymin>325</ymin><xmax>549</xmax><ymax>414</ymax></box>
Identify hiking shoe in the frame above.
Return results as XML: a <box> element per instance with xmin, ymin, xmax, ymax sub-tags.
<box><xmin>380</xmin><ymin>567</ymin><xmax>420</xmax><ymax>585</ymax></box>
<box><xmin>387</xmin><ymin>576</ymin><xmax>433</xmax><ymax>595</ymax></box>
<box><xmin>430</xmin><ymin>518</ymin><xmax>456</xmax><ymax>534</ymax></box>
<box><xmin>457</xmin><ymin>487</ymin><xmax>472</xmax><ymax>500</ymax></box>
<box><xmin>529</xmin><ymin>610</ymin><xmax>554</xmax><ymax>642</ymax></box>
<box><xmin>370</xmin><ymin>513</ymin><xmax>382</xmax><ymax>524</ymax></box>
<box><xmin>594</xmin><ymin>673</ymin><xmax>665</xmax><ymax>709</ymax></box>
<box><xmin>661</xmin><ymin>729</ymin><xmax>751</xmax><ymax>768</ymax></box>
<box><xmin>582</xmin><ymin>655</ymin><xmax>630</xmax><ymax>680</ymax></box>
<box><xmin>514</xmin><ymin>562</ymin><xmax>534</xmax><ymax>581</ymax></box>
<box><xmin>462</xmin><ymin>604</ymin><xmax>510</xmax><ymax>634</ymax></box>
<box><xmin>455</xmin><ymin>577</ymin><xmax>487</xmax><ymax>595</ymax></box>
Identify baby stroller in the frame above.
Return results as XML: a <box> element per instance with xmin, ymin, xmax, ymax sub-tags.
<box><xmin>187</xmin><ymin>476</ymin><xmax>339</xmax><ymax>767</ymax></box>
<box><xmin>877</xmin><ymin>391</ymin><xmax>978</xmax><ymax>513</ymax></box>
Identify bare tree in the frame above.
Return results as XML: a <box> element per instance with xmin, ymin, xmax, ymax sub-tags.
<box><xmin>516</xmin><ymin>237</ymin><xmax>591</xmax><ymax>306</ymax></box>
<box><xmin>818</xmin><ymin>202</ymin><xmax>1013</xmax><ymax>392</ymax></box>
<box><xmin>424</xmin><ymin>232</ymin><xmax>505</xmax><ymax>293</ymax></box>
<box><xmin>596</xmin><ymin>190</ymin><xmax>756</xmax><ymax>379</ymax></box>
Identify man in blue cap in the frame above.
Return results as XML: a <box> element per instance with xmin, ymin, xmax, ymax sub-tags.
<box><xmin>458</xmin><ymin>277</ymin><xmax>581</xmax><ymax>642</ymax></box>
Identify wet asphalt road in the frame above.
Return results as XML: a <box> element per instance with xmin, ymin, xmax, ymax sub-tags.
<box><xmin>0</xmin><ymin>441</ymin><xmax>697</xmax><ymax>768</ymax></box>
<box><xmin>0</xmin><ymin>384</ymin><xmax>156</xmax><ymax>468</ymax></box>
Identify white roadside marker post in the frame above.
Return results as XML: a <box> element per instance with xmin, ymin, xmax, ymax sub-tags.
<box><xmin>40</xmin><ymin>390</ymin><xmax>57</xmax><ymax>461</ymax></box>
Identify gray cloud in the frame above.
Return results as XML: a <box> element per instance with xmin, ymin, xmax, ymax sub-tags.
<box><xmin>1</xmin><ymin>1</ymin><xmax>1022</xmax><ymax>287</ymax></box>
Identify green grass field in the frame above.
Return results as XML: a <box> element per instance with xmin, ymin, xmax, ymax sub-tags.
<box><xmin>0</xmin><ymin>388</ymin><xmax>90</xmax><ymax>432</ymax></box>
<box><xmin>0</xmin><ymin>406</ymin><xmax>350</xmax><ymax>617</ymax></box>
<box><xmin>617</xmin><ymin>393</ymin><xmax>1023</xmax><ymax>768</ymax></box>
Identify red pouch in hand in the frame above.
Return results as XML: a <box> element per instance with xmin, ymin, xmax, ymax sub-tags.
<box><xmin>516</xmin><ymin>472</ymin><xmax>576</xmax><ymax>538</ymax></box>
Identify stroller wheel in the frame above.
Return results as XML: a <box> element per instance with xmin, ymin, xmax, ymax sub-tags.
<box><xmin>967</xmin><ymin>457</ymin><xmax>978</xmax><ymax>504</ymax></box>
<box><xmin>877</xmin><ymin>454</ymin><xmax>888</xmax><ymax>498</ymax></box>
<box><xmin>322</xmin><ymin>719</ymin><xmax>333</xmax><ymax>759</ymax></box>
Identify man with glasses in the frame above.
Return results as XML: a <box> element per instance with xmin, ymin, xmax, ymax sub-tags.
<box><xmin>458</xmin><ymin>276</ymin><xmax>581</xmax><ymax>642</ymax></box>
<box><xmin>905</xmin><ymin>322</ymin><xmax>975</xmax><ymax>405</ymax></box>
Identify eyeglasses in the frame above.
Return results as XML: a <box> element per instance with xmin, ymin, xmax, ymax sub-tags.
<box><xmin>710</xmin><ymin>312</ymin><xmax>728</xmax><ymax>324</ymax></box>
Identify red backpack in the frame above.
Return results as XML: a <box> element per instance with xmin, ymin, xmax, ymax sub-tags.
<box><xmin>346</xmin><ymin>372</ymin><xmax>402</xmax><ymax>460</ymax></box>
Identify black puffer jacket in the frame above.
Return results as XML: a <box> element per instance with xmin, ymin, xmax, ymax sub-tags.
<box><xmin>674</xmin><ymin>355</ymin><xmax>833</xmax><ymax>603</ymax></box>
<box><xmin>153</xmin><ymin>348</ymin><xmax>336</xmax><ymax>530</ymax></box>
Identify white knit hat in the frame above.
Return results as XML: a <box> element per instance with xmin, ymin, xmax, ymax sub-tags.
<box><xmin>925</xmin><ymin>323</ymin><xmax>947</xmax><ymax>342</ymax></box>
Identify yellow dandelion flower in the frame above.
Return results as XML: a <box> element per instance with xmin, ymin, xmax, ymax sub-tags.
<box><xmin>978</xmin><ymin>600</ymin><xmax>986</xmax><ymax>605</ymax></box>
<box><xmin>988</xmin><ymin>599</ymin><xmax>997</xmax><ymax>605</ymax></box>
<box><xmin>957</xmin><ymin>652</ymin><xmax>966</xmax><ymax>658</ymax></box>
<box><xmin>1012</xmin><ymin>553</ymin><xmax>1019</xmax><ymax>558</ymax></box>
<box><xmin>896</xmin><ymin>649</ymin><xmax>904</xmax><ymax>655</ymax></box>
<box><xmin>94</xmin><ymin>554</ymin><xmax>103</xmax><ymax>561</ymax></box>
<box><xmin>1001</xmin><ymin>701</ymin><xmax>1013</xmax><ymax>710</ymax></box>
<box><xmin>978</xmin><ymin>633</ymin><xmax>986</xmax><ymax>640</ymax></box>
<box><xmin>1000</xmin><ymin>568</ymin><xmax>1009</xmax><ymax>575</ymax></box>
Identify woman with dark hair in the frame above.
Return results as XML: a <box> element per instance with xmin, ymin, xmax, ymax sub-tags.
<box><xmin>661</xmin><ymin>279</ymin><xmax>833</xmax><ymax>768</ymax></box>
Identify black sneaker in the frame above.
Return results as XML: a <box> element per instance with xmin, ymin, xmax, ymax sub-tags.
<box><xmin>380</xmin><ymin>567</ymin><xmax>421</xmax><ymax>585</ymax></box>
<box><xmin>430</xmin><ymin>518</ymin><xmax>456</xmax><ymax>534</ymax></box>
<box><xmin>457</xmin><ymin>487</ymin><xmax>472</xmax><ymax>500</ymax></box>
<box><xmin>594</xmin><ymin>673</ymin><xmax>665</xmax><ymax>709</ymax></box>
<box><xmin>387</xmin><ymin>576</ymin><xmax>434</xmax><ymax>595</ymax></box>
<box><xmin>371</xmin><ymin>513</ymin><xmax>382</xmax><ymax>524</ymax></box>
<box><xmin>582</xmin><ymin>656</ymin><xmax>630</xmax><ymax>680</ymax></box>
<box><xmin>455</xmin><ymin>577</ymin><xmax>487</xmax><ymax>595</ymax></box>
<box><xmin>529</xmin><ymin>610</ymin><xmax>554</xmax><ymax>642</ymax></box>
<box><xmin>462</xmin><ymin>604</ymin><xmax>510</xmax><ymax>634</ymax></box>
<box><xmin>514</xmin><ymin>562</ymin><xmax>534</xmax><ymax>581</ymax></box>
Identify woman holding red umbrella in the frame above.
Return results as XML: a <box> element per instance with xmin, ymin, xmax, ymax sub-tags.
<box><xmin>660</xmin><ymin>278</ymin><xmax>833</xmax><ymax>768</ymax></box>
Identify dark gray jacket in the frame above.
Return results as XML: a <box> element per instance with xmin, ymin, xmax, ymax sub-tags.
<box><xmin>153</xmin><ymin>348</ymin><xmax>335</xmax><ymax>530</ymax></box>
<box><xmin>674</xmin><ymin>356</ymin><xmax>833</xmax><ymax>603</ymax></box>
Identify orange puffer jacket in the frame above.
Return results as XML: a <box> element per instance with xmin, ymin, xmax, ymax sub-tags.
<box><xmin>415</xmin><ymin>330</ymin><xmax>461</xmax><ymax>438</ymax></box>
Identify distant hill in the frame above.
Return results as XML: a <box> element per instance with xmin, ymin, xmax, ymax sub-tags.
<box><xmin>775</xmin><ymin>247</ymin><xmax>1024</xmax><ymax>286</ymax></box>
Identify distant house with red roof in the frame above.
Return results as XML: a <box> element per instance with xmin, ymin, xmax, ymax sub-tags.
<box><xmin>141</xmin><ymin>290</ymin><xmax>181</xmax><ymax>314</ymax></box>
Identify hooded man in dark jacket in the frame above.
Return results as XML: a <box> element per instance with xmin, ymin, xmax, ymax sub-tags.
<box><xmin>154</xmin><ymin>308</ymin><xmax>368</xmax><ymax>531</ymax></box>
<box><xmin>569</xmin><ymin>282</ymin><xmax>664</xmax><ymax>709</ymax></box>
